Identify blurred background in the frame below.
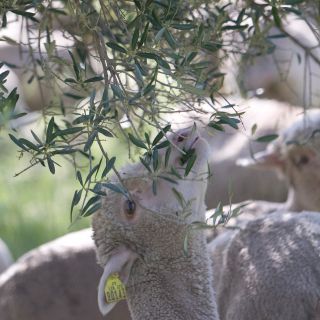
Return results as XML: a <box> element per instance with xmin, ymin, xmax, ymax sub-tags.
<box><xmin>0</xmin><ymin>135</ymin><xmax>86</xmax><ymax>260</ymax></box>
<box><xmin>0</xmin><ymin>128</ymin><xmax>130</xmax><ymax>259</ymax></box>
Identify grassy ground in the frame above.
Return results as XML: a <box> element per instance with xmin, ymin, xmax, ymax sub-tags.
<box><xmin>0</xmin><ymin>126</ymin><xmax>127</xmax><ymax>260</ymax></box>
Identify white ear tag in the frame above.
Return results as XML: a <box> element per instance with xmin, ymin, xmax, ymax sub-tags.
<box><xmin>104</xmin><ymin>273</ymin><xmax>127</xmax><ymax>303</ymax></box>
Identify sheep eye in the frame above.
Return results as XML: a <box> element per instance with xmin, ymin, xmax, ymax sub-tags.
<box><xmin>124</xmin><ymin>200</ymin><xmax>136</xmax><ymax>217</ymax></box>
<box><xmin>293</xmin><ymin>154</ymin><xmax>309</xmax><ymax>168</ymax></box>
<box><xmin>299</xmin><ymin>155</ymin><xmax>309</xmax><ymax>165</ymax></box>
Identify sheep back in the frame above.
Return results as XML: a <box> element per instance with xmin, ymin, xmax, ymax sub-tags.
<box><xmin>211</xmin><ymin>211</ymin><xmax>320</xmax><ymax>320</ymax></box>
<box><xmin>0</xmin><ymin>229</ymin><xmax>131</xmax><ymax>320</ymax></box>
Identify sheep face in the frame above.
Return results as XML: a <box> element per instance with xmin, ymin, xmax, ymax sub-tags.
<box><xmin>284</xmin><ymin>144</ymin><xmax>320</xmax><ymax>211</ymax></box>
<box><xmin>92</xmin><ymin>127</ymin><xmax>210</xmax><ymax>315</ymax></box>
<box><xmin>260</xmin><ymin>111</ymin><xmax>320</xmax><ymax>211</ymax></box>
<box><xmin>237</xmin><ymin>109</ymin><xmax>320</xmax><ymax>211</ymax></box>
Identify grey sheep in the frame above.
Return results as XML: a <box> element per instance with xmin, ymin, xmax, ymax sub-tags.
<box><xmin>92</xmin><ymin>126</ymin><xmax>220</xmax><ymax>320</ymax></box>
<box><xmin>238</xmin><ymin>14</ymin><xmax>320</xmax><ymax>108</ymax></box>
<box><xmin>206</xmin><ymin>108</ymin><xmax>320</xmax><ymax>234</ymax></box>
<box><xmin>209</xmin><ymin>211</ymin><xmax>320</xmax><ymax>320</ymax></box>
<box><xmin>0</xmin><ymin>126</ymin><xmax>217</xmax><ymax>320</ymax></box>
<box><xmin>206</xmin><ymin>110</ymin><xmax>320</xmax><ymax>319</ymax></box>
<box><xmin>0</xmin><ymin>229</ymin><xmax>130</xmax><ymax>320</ymax></box>
<box><xmin>219</xmin><ymin>8</ymin><xmax>320</xmax><ymax>108</ymax></box>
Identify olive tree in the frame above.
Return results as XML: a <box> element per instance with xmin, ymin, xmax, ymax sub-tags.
<box><xmin>0</xmin><ymin>0</ymin><xmax>318</xmax><ymax>223</ymax></box>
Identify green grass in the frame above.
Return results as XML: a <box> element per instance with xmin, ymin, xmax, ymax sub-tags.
<box><xmin>0</xmin><ymin>127</ymin><xmax>128</xmax><ymax>260</ymax></box>
<box><xmin>0</xmin><ymin>134</ymin><xmax>89</xmax><ymax>259</ymax></box>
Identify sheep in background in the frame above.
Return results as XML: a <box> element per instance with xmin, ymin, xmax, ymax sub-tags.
<box><xmin>0</xmin><ymin>229</ymin><xmax>131</xmax><ymax>320</ymax></box>
<box><xmin>239</xmin><ymin>108</ymin><xmax>320</xmax><ymax>210</ymax></box>
<box><xmin>236</xmin><ymin>14</ymin><xmax>320</xmax><ymax>108</ymax></box>
<box><xmin>209</xmin><ymin>211</ymin><xmax>320</xmax><ymax>320</ymax></box>
<box><xmin>207</xmin><ymin>109</ymin><xmax>320</xmax><ymax>319</ymax></box>
<box><xmin>205</xmin><ymin>98</ymin><xmax>303</xmax><ymax>208</ymax></box>
<box><xmin>167</xmin><ymin>97</ymin><xmax>303</xmax><ymax>208</ymax></box>
<box><xmin>1</xmin><ymin>63</ymin><xmax>40</xmax><ymax>129</ymax></box>
<box><xmin>208</xmin><ymin>108</ymin><xmax>320</xmax><ymax>230</ymax></box>
<box><xmin>93</xmin><ymin>126</ymin><xmax>220</xmax><ymax>319</ymax></box>
<box><xmin>0</xmin><ymin>12</ymin><xmax>74</xmax><ymax>112</ymax></box>
<box><xmin>0</xmin><ymin>239</ymin><xmax>13</xmax><ymax>274</ymax></box>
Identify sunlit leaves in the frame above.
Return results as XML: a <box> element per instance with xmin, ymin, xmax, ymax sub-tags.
<box><xmin>10</xmin><ymin>9</ymin><xmax>39</xmax><ymax>23</ymax></box>
<box><xmin>152</xmin><ymin>124</ymin><xmax>171</xmax><ymax>146</ymax></box>
<box><xmin>101</xmin><ymin>157</ymin><xmax>116</xmax><ymax>178</ymax></box>
<box><xmin>68</xmin><ymin>50</ymin><xmax>80</xmax><ymax>81</ymax></box>
<box><xmin>255</xmin><ymin>134</ymin><xmax>279</xmax><ymax>143</ymax></box>
<box><xmin>128</xmin><ymin>133</ymin><xmax>148</xmax><ymax>149</ymax></box>
<box><xmin>84</xmin><ymin>130</ymin><xmax>98</xmax><ymax>152</ymax></box>
<box><xmin>2</xmin><ymin>0</ymin><xmax>311</xmax><ymax>225</ymax></box>
<box><xmin>102</xmin><ymin>183</ymin><xmax>128</xmax><ymax>197</ymax></box>
<box><xmin>106</xmin><ymin>42</ymin><xmax>128</xmax><ymax>54</ymax></box>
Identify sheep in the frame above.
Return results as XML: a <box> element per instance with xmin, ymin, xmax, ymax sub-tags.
<box><xmin>0</xmin><ymin>12</ymin><xmax>74</xmax><ymax>112</ymax></box>
<box><xmin>0</xmin><ymin>229</ymin><xmax>131</xmax><ymax>320</ymax></box>
<box><xmin>92</xmin><ymin>126</ymin><xmax>220</xmax><ymax>319</ymax></box>
<box><xmin>4</xmin><ymin>106</ymin><xmax>317</xmax><ymax>319</ymax></box>
<box><xmin>237</xmin><ymin>14</ymin><xmax>320</xmax><ymax>108</ymax></box>
<box><xmin>0</xmin><ymin>239</ymin><xmax>13</xmax><ymax>274</ymax></box>
<box><xmin>1</xmin><ymin>63</ymin><xmax>40</xmax><ymax>129</ymax></box>
<box><xmin>209</xmin><ymin>211</ymin><xmax>320</xmax><ymax>320</ymax></box>
<box><xmin>167</xmin><ymin>97</ymin><xmax>303</xmax><ymax>208</ymax></box>
<box><xmin>216</xmin><ymin>7</ymin><xmax>320</xmax><ymax>106</ymax></box>
<box><xmin>0</xmin><ymin>126</ymin><xmax>217</xmax><ymax>320</ymax></box>
<box><xmin>206</xmin><ymin>109</ymin><xmax>320</xmax><ymax>318</ymax></box>
<box><xmin>206</xmin><ymin>98</ymin><xmax>304</xmax><ymax>208</ymax></box>
<box><xmin>240</xmin><ymin>107</ymin><xmax>320</xmax><ymax>208</ymax></box>
<box><xmin>205</xmin><ymin>107</ymin><xmax>320</xmax><ymax>238</ymax></box>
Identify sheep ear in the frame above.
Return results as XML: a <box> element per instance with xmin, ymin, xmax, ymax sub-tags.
<box><xmin>97</xmin><ymin>247</ymin><xmax>137</xmax><ymax>316</ymax></box>
<box><xmin>236</xmin><ymin>149</ymin><xmax>284</xmax><ymax>170</ymax></box>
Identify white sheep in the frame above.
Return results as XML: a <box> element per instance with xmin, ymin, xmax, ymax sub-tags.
<box><xmin>209</xmin><ymin>211</ymin><xmax>320</xmax><ymax>320</ymax></box>
<box><xmin>0</xmin><ymin>126</ymin><xmax>216</xmax><ymax>320</ymax></box>
<box><xmin>0</xmin><ymin>126</ymin><xmax>215</xmax><ymax>320</ymax></box>
<box><xmin>0</xmin><ymin>239</ymin><xmax>13</xmax><ymax>274</ymax></box>
<box><xmin>241</xmin><ymin>107</ymin><xmax>320</xmax><ymax>208</ymax></box>
<box><xmin>206</xmin><ymin>109</ymin><xmax>320</xmax><ymax>318</ymax></box>
<box><xmin>212</xmin><ymin>108</ymin><xmax>320</xmax><ymax>229</ymax></box>
<box><xmin>92</xmin><ymin>126</ymin><xmax>220</xmax><ymax>319</ymax></box>
<box><xmin>0</xmin><ymin>13</ymin><xmax>74</xmax><ymax>112</ymax></box>
<box><xmin>167</xmin><ymin>97</ymin><xmax>303</xmax><ymax>208</ymax></box>
<box><xmin>1</xmin><ymin>63</ymin><xmax>40</xmax><ymax>129</ymax></box>
<box><xmin>237</xmin><ymin>14</ymin><xmax>320</xmax><ymax>108</ymax></box>
<box><xmin>0</xmin><ymin>229</ymin><xmax>131</xmax><ymax>320</ymax></box>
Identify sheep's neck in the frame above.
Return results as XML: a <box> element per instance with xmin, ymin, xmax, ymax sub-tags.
<box><xmin>285</xmin><ymin>187</ymin><xmax>314</xmax><ymax>212</ymax></box>
<box><xmin>284</xmin><ymin>188</ymin><xmax>300</xmax><ymax>211</ymax></box>
<box><xmin>126</xmin><ymin>233</ymin><xmax>219</xmax><ymax>320</ymax></box>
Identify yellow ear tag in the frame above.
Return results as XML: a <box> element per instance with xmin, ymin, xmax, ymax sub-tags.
<box><xmin>104</xmin><ymin>273</ymin><xmax>127</xmax><ymax>303</ymax></box>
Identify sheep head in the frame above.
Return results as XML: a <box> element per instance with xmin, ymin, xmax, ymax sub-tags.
<box><xmin>92</xmin><ymin>126</ymin><xmax>210</xmax><ymax>315</ymax></box>
<box><xmin>237</xmin><ymin>109</ymin><xmax>320</xmax><ymax>211</ymax></box>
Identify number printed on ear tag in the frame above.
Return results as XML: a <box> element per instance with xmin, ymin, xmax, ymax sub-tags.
<box><xmin>104</xmin><ymin>273</ymin><xmax>127</xmax><ymax>303</ymax></box>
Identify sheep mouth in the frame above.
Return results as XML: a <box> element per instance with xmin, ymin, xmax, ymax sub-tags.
<box><xmin>97</xmin><ymin>247</ymin><xmax>137</xmax><ymax>315</ymax></box>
